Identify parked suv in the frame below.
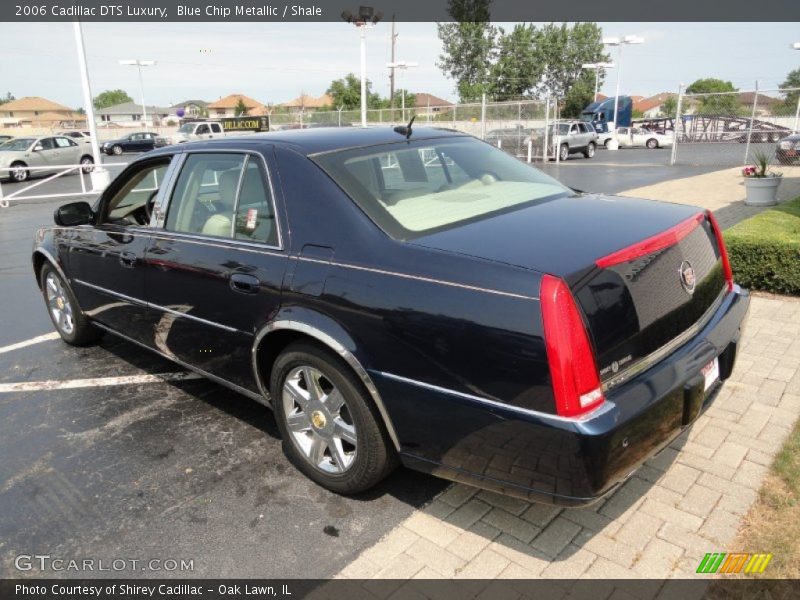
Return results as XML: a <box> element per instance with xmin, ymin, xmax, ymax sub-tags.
<box><xmin>532</xmin><ymin>121</ymin><xmax>597</xmax><ymax>161</ymax></box>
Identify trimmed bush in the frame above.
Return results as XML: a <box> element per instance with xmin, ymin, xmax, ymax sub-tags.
<box><xmin>724</xmin><ymin>197</ymin><xmax>800</xmax><ymax>295</ymax></box>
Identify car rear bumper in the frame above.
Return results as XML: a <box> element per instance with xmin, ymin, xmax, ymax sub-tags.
<box><xmin>379</xmin><ymin>285</ymin><xmax>750</xmax><ymax>506</ymax></box>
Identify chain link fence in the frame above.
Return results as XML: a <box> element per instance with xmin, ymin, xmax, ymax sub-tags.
<box><xmin>268</xmin><ymin>97</ymin><xmax>563</xmax><ymax>161</ymax></box>
<box><xmin>670</xmin><ymin>87</ymin><xmax>800</xmax><ymax>167</ymax></box>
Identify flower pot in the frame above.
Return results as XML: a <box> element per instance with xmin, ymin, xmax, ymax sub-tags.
<box><xmin>744</xmin><ymin>176</ymin><xmax>781</xmax><ymax>207</ymax></box>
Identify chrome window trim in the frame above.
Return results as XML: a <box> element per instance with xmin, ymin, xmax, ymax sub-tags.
<box><xmin>73</xmin><ymin>278</ymin><xmax>242</xmax><ymax>334</ymax></box>
<box><xmin>53</xmin><ymin>226</ymin><xmax>528</xmax><ymax>300</ymax></box>
<box><xmin>156</xmin><ymin>148</ymin><xmax>284</xmax><ymax>251</ymax></box>
<box><xmin>376</xmin><ymin>371</ymin><xmax>615</xmax><ymax>427</ymax></box>
<box><xmin>294</xmin><ymin>255</ymin><xmax>538</xmax><ymax>301</ymax></box>
<box><xmin>601</xmin><ymin>284</ymin><xmax>729</xmax><ymax>392</ymax></box>
<box><xmin>251</xmin><ymin>320</ymin><xmax>402</xmax><ymax>451</ymax></box>
<box><xmin>91</xmin><ymin>321</ymin><xmax>267</xmax><ymax>406</ymax></box>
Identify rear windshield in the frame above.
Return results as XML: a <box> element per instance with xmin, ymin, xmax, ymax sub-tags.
<box><xmin>313</xmin><ymin>136</ymin><xmax>570</xmax><ymax>239</ymax></box>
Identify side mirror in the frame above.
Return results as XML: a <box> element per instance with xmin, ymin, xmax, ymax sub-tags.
<box><xmin>33</xmin><ymin>144</ymin><xmax>44</xmax><ymax>152</ymax></box>
<box><xmin>54</xmin><ymin>201</ymin><xmax>94</xmax><ymax>226</ymax></box>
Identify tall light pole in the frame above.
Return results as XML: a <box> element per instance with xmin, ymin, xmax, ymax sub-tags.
<box><xmin>73</xmin><ymin>22</ymin><xmax>109</xmax><ymax>191</ymax></box>
<box><xmin>386</xmin><ymin>60</ymin><xmax>418</xmax><ymax>122</ymax></box>
<box><xmin>602</xmin><ymin>35</ymin><xmax>644</xmax><ymax>150</ymax></box>
<box><xmin>342</xmin><ymin>7</ymin><xmax>383</xmax><ymax>127</ymax></box>
<box><xmin>793</xmin><ymin>43</ymin><xmax>800</xmax><ymax>132</ymax></box>
<box><xmin>119</xmin><ymin>59</ymin><xmax>156</xmax><ymax>130</ymax></box>
<box><xmin>581</xmin><ymin>62</ymin><xmax>615</xmax><ymax>103</ymax></box>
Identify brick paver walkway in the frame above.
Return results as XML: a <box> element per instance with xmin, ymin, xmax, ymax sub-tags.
<box><xmin>331</xmin><ymin>170</ymin><xmax>800</xmax><ymax>582</ymax></box>
<box><xmin>334</xmin><ymin>295</ymin><xmax>800</xmax><ymax>581</ymax></box>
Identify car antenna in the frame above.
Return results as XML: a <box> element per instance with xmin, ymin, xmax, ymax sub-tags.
<box><xmin>393</xmin><ymin>115</ymin><xmax>416</xmax><ymax>139</ymax></box>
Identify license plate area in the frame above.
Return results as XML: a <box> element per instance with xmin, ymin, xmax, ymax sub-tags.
<box><xmin>701</xmin><ymin>357</ymin><xmax>720</xmax><ymax>393</ymax></box>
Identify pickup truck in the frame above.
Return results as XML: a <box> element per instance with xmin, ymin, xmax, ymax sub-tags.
<box><xmin>167</xmin><ymin>121</ymin><xmax>225</xmax><ymax>144</ymax></box>
<box><xmin>165</xmin><ymin>116</ymin><xmax>271</xmax><ymax>145</ymax></box>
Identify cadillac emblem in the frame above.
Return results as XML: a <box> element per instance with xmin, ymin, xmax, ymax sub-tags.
<box><xmin>679</xmin><ymin>260</ymin><xmax>696</xmax><ymax>294</ymax></box>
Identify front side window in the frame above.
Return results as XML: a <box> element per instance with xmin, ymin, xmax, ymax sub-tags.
<box><xmin>314</xmin><ymin>136</ymin><xmax>570</xmax><ymax>239</ymax></box>
<box><xmin>196</xmin><ymin>124</ymin><xmax>210</xmax><ymax>135</ymax></box>
<box><xmin>165</xmin><ymin>153</ymin><xmax>277</xmax><ymax>245</ymax></box>
<box><xmin>103</xmin><ymin>160</ymin><xmax>170</xmax><ymax>226</ymax></box>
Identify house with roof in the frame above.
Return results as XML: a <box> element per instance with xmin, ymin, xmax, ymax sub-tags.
<box><xmin>0</xmin><ymin>96</ymin><xmax>78</xmax><ymax>127</ymax></box>
<box><xmin>281</xmin><ymin>93</ymin><xmax>334</xmax><ymax>114</ymax></box>
<box><xmin>96</xmin><ymin>101</ymin><xmax>173</xmax><ymax>127</ymax></box>
<box><xmin>634</xmin><ymin>93</ymin><xmax>678</xmax><ymax>118</ymax></box>
<box><xmin>207</xmin><ymin>94</ymin><xmax>267</xmax><ymax>117</ymax></box>
<box><xmin>413</xmin><ymin>93</ymin><xmax>454</xmax><ymax>113</ymax></box>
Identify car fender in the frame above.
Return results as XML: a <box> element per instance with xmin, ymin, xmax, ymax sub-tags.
<box><xmin>252</xmin><ymin>306</ymin><xmax>401</xmax><ymax>450</ymax></box>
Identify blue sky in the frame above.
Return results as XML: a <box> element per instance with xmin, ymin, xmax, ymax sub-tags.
<box><xmin>0</xmin><ymin>22</ymin><xmax>798</xmax><ymax>108</ymax></box>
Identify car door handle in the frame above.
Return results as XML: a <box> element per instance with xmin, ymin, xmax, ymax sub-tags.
<box><xmin>119</xmin><ymin>251</ymin><xmax>137</xmax><ymax>268</ymax></box>
<box><xmin>230</xmin><ymin>273</ymin><xmax>260</xmax><ymax>294</ymax></box>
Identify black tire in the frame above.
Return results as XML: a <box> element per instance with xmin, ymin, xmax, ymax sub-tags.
<box><xmin>39</xmin><ymin>263</ymin><xmax>101</xmax><ymax>346</ymax></box>
<box><xmin>112</xmin><ymin>145</ymin><xmax>123</xmax><ymax>155</ymax></box>
<box><xmin>776</xmin><ymin>151</ymin><xmax>793</xmax><ymax>165</ymax></box>
<box><xmin>559</xmin><ymin>143</ymin><xmax>569</xmax><ymax>161</ymax></box>
<box><xmin>646</xmin><ymin>138</ymin><xmax>659</xmax><ymax>149</ymax></box>
<box><xmin>604</xmin><ymin>138</ymin><xmax>612</xmax><ymax>149</ymax></box>
<box><xmin>583</xmin><ymin>142</ymin><xmax>596</xmax><ymax>158</ymax></box>
<box><xmin>10</xmin><ymin>161</ymin><xmax>29</xmax><ymax>182</ymax></box>
<box><xmin>270</xmin><ymin>341</ymin><xmax>397</xmax><ymax>494</ymax></box>
<box><xmin>79</xmin><ymin>155</ymin><xmax>94</xmax><ymax>173</ymax></box>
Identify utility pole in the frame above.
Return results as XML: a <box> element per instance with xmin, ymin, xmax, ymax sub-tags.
<box><xmin>389</xmin><ymin>16</ymin><xmax>397</xmax><ymax>110</ymax></box>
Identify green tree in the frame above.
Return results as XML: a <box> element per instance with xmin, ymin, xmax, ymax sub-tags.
<box><xmin>533</xmin><ymin>22</ymin><xmax>608</xmax><ymax>100</ymax></box>
<box><xmin>92</xmin><ymin>89</ymin><xmax>133</xmax><ymax>109</ymax></box>
<box><xmin>0</xmin><ymin>92</ymin><xmax>15</xmax><ymax>105</ymax></box>
<box><xmin>781</xmin><ymin>68</ymin><xmax>800</xmax><ymax>109</ymax></box>
<box><xmin>326</xmin><ymin>73</ymin><xmax>382</xmax><ymax>110</ymax></box>
<box><xmin>489</xmin><ymin>23</ymin><xmax>539</xmax><ymax>101</ymax></box>
<box><xmin>436</xmin><ymin>0</ymin><xmax>496</xmax><ymax>102</ymax></box>
<box><xmin>686</xmin><ymin>78</ymin><xmax>740</xmax><ymax>115</ymax></box>
<box><xmin>234</xmin><ymin>98</ymin><xmax>249</xmax><ymax>116</ymax></box>
<box><xmin>561</xmin><ymin>70</ymin><xmax>597</xmax><ymax>118</ymax></box>
<box><xmin>660</xmin><ymin>95</ymin><xmax>677</xmax><ymax>117</ymax></box>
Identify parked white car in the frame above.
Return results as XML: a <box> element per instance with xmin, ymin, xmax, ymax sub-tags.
<box><xmin>0</xmin><ymin>135</ymin><xmax>94</xmax><ymax>182</ymax></box>
<box><xmin>59</xmin><ymin>131</ymin><xmax>93</xmax><ymax>146</ymax></box>
<box><xmin>615</xmin><ymin>126</ymin><xmax>674</xmax><ymax>149</ymax></box>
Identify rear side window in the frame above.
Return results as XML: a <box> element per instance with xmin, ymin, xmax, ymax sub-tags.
<box><xmin>166</xmin><ymin>153</ymin><xmax>277</xmax><ymax>245</ymax></box>
<box><xmin>234</xmin><ymin>160</ymin><xmax>278</xmax><ymax>245</ymax></box>
<box><xmin>210</xmin><ymin>124</ymin><xmax>222</xmax><ymax>133</ymax></box>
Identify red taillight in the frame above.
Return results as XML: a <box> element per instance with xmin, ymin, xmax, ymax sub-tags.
<box><xmin>595</xmin><ymin>212</ymin><xmax>704</xmax><ymax>269</ymax></box>
<box><xmin>540</xmin><ymin>274</ymin><xmax>605</xmax><ymax>418</ymax></box>
<box><xmin>706</xmin><ymin>210</ymin><xmax>734</xmax><ymax>291</ymax></box>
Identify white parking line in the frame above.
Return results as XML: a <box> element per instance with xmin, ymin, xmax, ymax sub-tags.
<box><xmin>0</xmin><ymin>332</ymin><xmax>60</xmax><ymax>355</ymax></box>
<box><xmin>0</xmin><ymin>372</ymin><xmax>202</xmax><ymax>393</ymax></box>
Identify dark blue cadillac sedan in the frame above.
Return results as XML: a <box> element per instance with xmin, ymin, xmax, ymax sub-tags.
<box><xmin>33</xmin><ymin>127</ymin><xmax>749</xmax><ymax>505</ymax></box>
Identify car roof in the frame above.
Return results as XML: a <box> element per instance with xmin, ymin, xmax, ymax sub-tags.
<box><xmin>198</xmin><ymin>126</ymin><xmax>468</xmax><ymax>156</ymax></box>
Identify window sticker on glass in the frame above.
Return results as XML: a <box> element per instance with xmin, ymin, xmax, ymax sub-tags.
<box><xmin>246</xmin><ymin>208</ymin><xmax>258</xmax><ymax>231</ymax></box>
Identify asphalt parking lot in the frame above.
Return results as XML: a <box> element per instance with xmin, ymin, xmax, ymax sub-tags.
<box><xmin>0</xmin><ymin>143</ymin><xmax>769</xmax><ymax>579</ymax></box>
<box><xmin>0</xmin><ymin>158</ymin><xmax>447</xmax><ymax>579</ymax></box>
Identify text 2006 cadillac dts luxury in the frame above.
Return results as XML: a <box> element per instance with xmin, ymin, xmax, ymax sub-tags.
<box><xmin>33</xmin><ymin>127</ymin><xmax>749</xmax><ymax>505</ymax></box>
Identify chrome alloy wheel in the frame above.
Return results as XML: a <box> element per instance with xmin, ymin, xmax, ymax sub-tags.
<box><xmin>282</xmin><ymin>365</ymin><xmax>357</xmax><ymax>474</ymax></box>
<box><xmin>45</xmin><ymin>272</ymin><xmax>74</xmax><ymax>335</ymax></box>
